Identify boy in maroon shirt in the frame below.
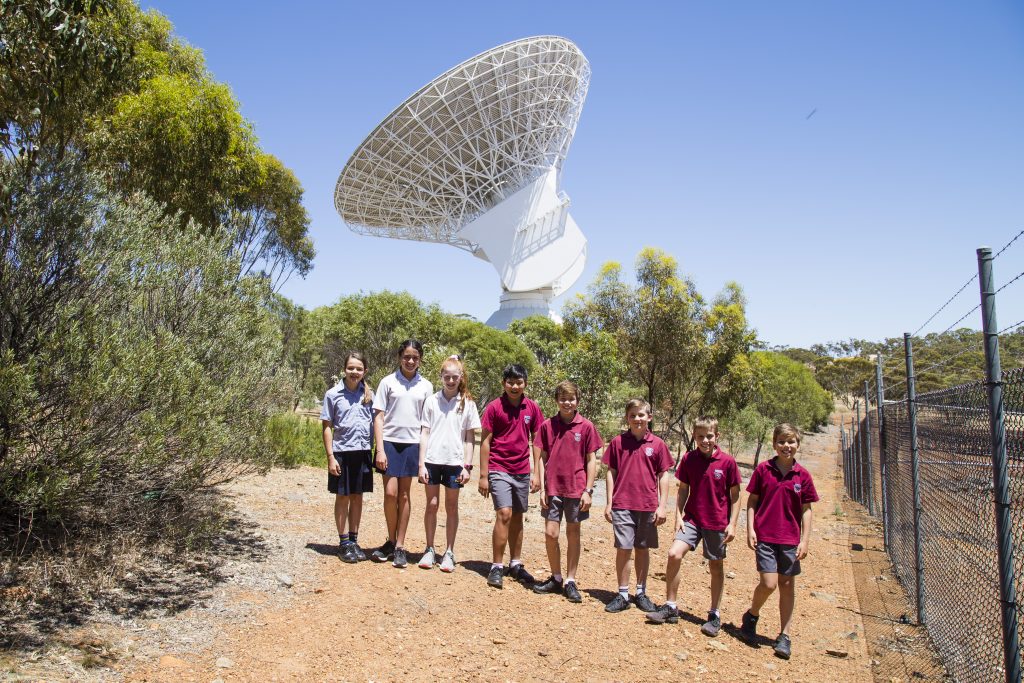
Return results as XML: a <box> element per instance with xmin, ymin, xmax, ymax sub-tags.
<box><xmin>478</xmin><ymin>364</ymin><xmax>543</xmax><ymax>589</ymax></box>
<box><xmin>602</xmin><ymin>399</ymin><xmax>674</xmax><ymax>613</ymax></box>
<box><xmin>647</xmin><ymin>416</ymin><xmax>740</xmax><ymax>636</ymax></box>
<box><xmin>740</xmin><ymin>423</ymin><xmax>819</xmax><ymax>660</ymax></box>
<box><xmin>532</xmin><ymin>381</ymin><xmax>603</xmax><ymax>603</ymax></box>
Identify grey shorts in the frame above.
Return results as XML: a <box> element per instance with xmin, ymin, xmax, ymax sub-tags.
<box><xmin>543</xmin><ymin>495</ymin><xmax>589</xmax><ymax>524</ymax></box>
<box><xmin>489</xmin><ymin>471</ymin><xmax>529</xmax><ymax>513</ymax></box>
<box><xmin>675</xmin><ymin>521</ymin><xmax>728</xmax><ymax>561</ymax></box>
<box><xmin>755</xmin><ymin>541</ymin><xmax>801</xmax><ymax>576</ymax></box>
<box><xmin>611</xmin><ymin>509</ymin><xmax>659</xmax><ymax>549</ymax></box>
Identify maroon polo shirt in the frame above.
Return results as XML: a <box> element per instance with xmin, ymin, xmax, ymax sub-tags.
<box><xmin>534</xmin><ymin>413</ymin><xmax>603</xmax><ymax>497</ymax></box>
<box><xmin>604</xmin><ymin>431</ymin><xmax>674</xmax><ymax>512</ymax></box>
<box><xmin>745</xmin><ymin>457</ymin><xmax>819</xmax><ymax>545</ymax></box>
<box><xmin>675</xmin><ymin>447</ymin><xmax>741</xmax><ymax>531</ymax></box>
<box><xmin>480</xmin><ymin>394</ymin><xmax>542</xmax><ymax>475</ymax></box>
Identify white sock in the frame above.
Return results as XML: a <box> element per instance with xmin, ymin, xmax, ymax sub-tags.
<box><xmin>492</xmin><ymin>563</ymin><xmax>503</xmax><ymax>571</ymax></box>
<box><xmin>636</xmin><ymin>583</ymin><xmax>646</xmax><ymax>595</ymax></box>
<box><xmin>510</xmin><ymin>559</ymin><xmax>523</xmax><ymax>567</ymax></box>
<box><xmin>618</xmin><ymin>586</ymin><xmax>629</xmax><ymax>599</ymax></box>
<box><xmin>666</xmin><ymin>601</ymin><xmax>677</xmax><ymax>609</ymax></box>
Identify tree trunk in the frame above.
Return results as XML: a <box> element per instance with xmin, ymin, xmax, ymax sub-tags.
<box><xmin>753</xmin><ymin>433</ymin><xmax>765</xmax><ymax>467</ymax></box>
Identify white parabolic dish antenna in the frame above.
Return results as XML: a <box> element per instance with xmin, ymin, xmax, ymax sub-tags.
<box><xmin>334</xmin><ymin>36</ymin><xmax>591</xmax><ymax>328</ymax></box>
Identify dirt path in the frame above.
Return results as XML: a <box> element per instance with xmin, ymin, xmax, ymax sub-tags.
<box><xmin>6</xmin><ymin>425</ymin><xmax>934</xmax><ymax>682</ymax></box>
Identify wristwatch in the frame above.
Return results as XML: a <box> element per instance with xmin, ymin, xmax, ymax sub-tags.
<box><xmin>584</xmin><ymin>487</ymin><xmax>595</xmax><ymax>496</ymax></box>
<box><xmin>463</xmin><ymin>464</ymin><xmax>474</xmax><ymax>471</ymax></box>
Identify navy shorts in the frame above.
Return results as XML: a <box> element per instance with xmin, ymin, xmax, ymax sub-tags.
<box><xmin>327</xmin><ymin>450</ymin><xmax>373</xmax><ymax>496</ymax></box>
<box><xmin>755</xmin><ymin>541</ymin><xmax>801</xmax><ymax>575</ymax></box>
<box><xmin>382</xmin><ymin>441</ymin><xmax>419</xmax><ymax>478</ymax></box>
<box><xmin>425</xmin><ymin>463</ymin><xmax>464</xmax><ymax>489</ymax></box>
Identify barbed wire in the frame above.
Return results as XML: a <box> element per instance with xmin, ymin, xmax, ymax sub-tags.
<box><xmin>997</xmin><ymin>318</ymin><xmax>1024</xmax><ymax>336</ymax></box>
<box><xmin>993</xmin><ymin>227</ymin><xmax>1024</xmax><ymax>259</ymax></box>
<box><xmin>911</xmin><ymin>274</ymin><xmax>977</xmax><ymax>337</ymax></box>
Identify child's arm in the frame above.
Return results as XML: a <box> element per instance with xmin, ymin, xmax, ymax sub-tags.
<box><xmin>418</xmin><ymin>425</ymin><xmax>430</xmax><ymax>484</ymax></box>
<box><xmin>460</xmin><ymin>428</ymin><xmax>475</xmax><ymax>484</ymax></box>
<box><xmin>746</xmin><ymin>493</ymin><xmax>760</xmax><ymax>549</ymax></box>
<box><xmin>529</xmin><ymin>442</ymin><xmax>541</xmax><ymax>493</ymax></box>
<box><xmin>725</xmin><ymin>484</ymin><xmax>741</xmax><ymax>543</ymax></box>
<box><xmin>655</xmin><ymin>470</ymin><xmax>671</xmax><ymax>525</ymax></box>
<box><xmin>581</xmin><ymin>449</ymin><xmax>598</xmax><ymax>512</ymax></box>
<box><xmin>322</xmin><ymin>420</ymin><xmax>339</xmax><ymax>476</ymax></box>
<box><xmin>797</xmin><ymin>503</ymin><xmax>814</xmax><ymax>559</ymax></box>
<box><xmin>536</xmin><ymin>450</ymin><xmax>549</xmax><ymax>508</ymax></box>
<box><xmin>373</xmin><ymin>410</ymin><xmax>387</xmax><ymax>471</ymax></box>
<box><xmin>675</xmin><ymin>482</ymin><xmax>690</xmax><ymax>532</ymax></box>
<box><xmin>603</xmin><ymin>467</ymin><xmax>616</xmax><ymax>522</ymax></box>
<box><xmin>478</xmin><ymin>430</ymin><xmax>492</xmax><ymax>496</ymax></box>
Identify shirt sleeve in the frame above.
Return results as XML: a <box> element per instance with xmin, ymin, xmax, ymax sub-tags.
<box><xmin>584</xmin><ymin>422</ymin><xmax>603</xmax><ymax>452</ymax></box>
<box><xmin>745</xmin><ymin>465</ymin><xmax>762</xmax><ymax>494</ymax></box>
<box><xmin>801</xmin><ymin>473</ymin><xmax>820</xmax><ymax>504</ymax></box>
<box><xmin>319</xmin><ymin>391</ymin><xmax>331</xmax><ymax>422</ymax></box>
<box><xmin>656</xmin><ymin>441</ymin><xmax>674</xmax><ymax>473</ymax></box>
<box><xmin>463</xmin><ymin>399</ymin><xmax>481</xmax><ymax>431</ymax></box>
<box><xmin>421</xmin><ymin>397</ymin><xmax>434</xmax><ymax>428</ymax></box>
<box><xmin>480</xmin><ymin>401</ymin><xmax>495</xmax><ymax>432</ymax></box>
<box><xmin>533</xmin><ymin>421</ymin><xmax>549</xmax><ymax>451</ymax></box>
<box><xmin>727</xmin><ymin>458</ymin><xmax>741</xmax><ymax>487</ymax></box>
<box><xmin>604</xmin><ymin>438</ymin><xmax>619</xmax><ymax>470</ymax></box>
<box><xmin>529</xmin><ymin>401</ymin><xmax>543</xmax><ymax>437</ymax></box>
<box><xmin>674</xmin><ymin>453</ymin><xmax>688</xmax><ymax>483</ymax></box>
<box><xmin>371</xmin><ymin>378</ymin><xmax>388</xmax><ymax>412</ymax></box>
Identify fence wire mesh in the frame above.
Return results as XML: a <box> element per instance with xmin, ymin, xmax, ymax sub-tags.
<box><xmin>842</xmin><ymin>369</ymin><xmax>1023</xmax><ymax>682</ymax></box>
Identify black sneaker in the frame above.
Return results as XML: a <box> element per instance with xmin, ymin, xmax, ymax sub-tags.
<box><xmin>634</xmin><ymin>592</ymin><xmax>658</xmax><ymax>613</ymax></box>
<box><xmin>351</xmin><ymin>543</ymin><xmax>367</xmax><ymax>562</ymax></box>
<box><xmin>486</xmin><ymin>565</ymin><xmax>504</xmax><ymax>589</ymax></box>
<box><xmin>701</xmin><ymin>611</ymin><xmax>722</xmax><ymax>637</ymax></box>
<box><xmin>339</xmin><ymin>543</ymin><xmax>358</xmax><ymax>564</ymax></box>
<box><xmin>392</xmin><ymin>547</ymin><xmax>408</xmax><ymax>568</ymax></box>
<box><xmin>563</xmin><ymin>581</ymin><xmax>582</xmax><ymax>604</ymax></box>
<box><xmin>532</xmin><ymin>576</ymin><xmax>563</xmax><ymax>594</ymax></box>
<box><xmin>507</xmin><ymin>564</ymin><xmax>535</xmax><ymax>586</ymax></box>
<box><xmin>371</xmin><ymin>540</ymin><xmax>395</xmax><ymax>563</ymax></box>
<box><xmin>740</xmin><ymin>610</ymin><xmax>759</xmax><ymax>643</ymax></box>
<box><xmin>773</xmin><ymin>633</ymin><xmax>792</xmax><ymax>660</ymax></box>
<box><xmin>646</xmin><ymin>603</ymin><xmax>680</xmax><ymax>624</ymax></box>
<box><xmin>604</xmin><ymin>593</ymin><xmax>631</xmax><ymax>613</ymax></box>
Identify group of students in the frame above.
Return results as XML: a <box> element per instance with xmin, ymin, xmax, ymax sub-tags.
<box><xmin>320</xmin><ymin>340</ymin><xmax>819</xmax><ymax>660</ymax></box>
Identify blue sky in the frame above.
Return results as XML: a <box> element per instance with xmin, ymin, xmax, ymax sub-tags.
<box><xmin>140</xmin><ymin>1</ymin><xmax>1024</xmax><ymax>348</ymax></box>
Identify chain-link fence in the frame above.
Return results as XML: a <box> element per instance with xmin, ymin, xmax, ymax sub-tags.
<box><xmin>840</xmin><ymin>246</ymin><xmax>1023</xmax><ymax>683</ymax></box>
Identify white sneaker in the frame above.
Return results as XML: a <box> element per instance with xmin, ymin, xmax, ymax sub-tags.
<box><xmin>439</xmin><ymin>549</ymin><xmax>456</xmax><ymax>573</ymax></box>
<box><xmin>418</xmin><ymin>546</ymin><xmax>436</xmax><ymax>569</ymax></box>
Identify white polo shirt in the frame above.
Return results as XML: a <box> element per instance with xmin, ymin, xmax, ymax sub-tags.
<box><xmin>421</xmin><ymin>391</ymin><xmax>481</xmax><ymax>466</ymax></box>
<box><xmin>372</xmin><ymin>371</ymin><xmax>433</xmax><ymax>444</ymax></box>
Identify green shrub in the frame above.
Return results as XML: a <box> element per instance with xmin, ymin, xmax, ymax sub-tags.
<box><xmin>267</xmin><ymin>413</ymin><xmax>324</xmax><ymax>468</ymax></box>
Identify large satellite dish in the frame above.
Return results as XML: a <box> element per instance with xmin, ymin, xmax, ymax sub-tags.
<box><xmin>334</xmin><ymin>36</ymin><xmax>591</xmax><ymax>328</ymax></box>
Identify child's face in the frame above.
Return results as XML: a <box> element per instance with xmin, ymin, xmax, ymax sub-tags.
<box><xmin>626</xmin><ymin>406</ymin><xmax>651</xmax><ymax>433</ymax></box>
<box><xmin>503</xmin><ymin>377</ymin><xmax>526</xmax><ymax>399</ymax></box>
<box><xmin>399</xmin><ymin>348</ymin><xmax>421</xmax><ymax>376</ymax></box>
<box><xmin>344</xmin><ymin>359</ymin><xmax>366</xmax><ymax>384</ymax></box>
<box><xmin>556</xmin><ymin>392</ymin><xmax>578</xmax><ymax>419</ymax></box>
<box><xmin>774</xmin><ymin>434</ymin><xmax>800</xmax><ymax>459</ymax></box>
<box><xmin>694</xmin><ymin>427</ymin><xmax>718</xmax><ymax>455</ymax></box>
<box><xmin>440</xmin><ymin>366</ymin><xmax>461</xmax><ymax>394</ymax></box>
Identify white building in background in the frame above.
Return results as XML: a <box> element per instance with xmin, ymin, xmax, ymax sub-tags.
<box><xmin>334</xmin><ymin>36</ymin><xmax>591</xmax><ymax>329</ymax></box>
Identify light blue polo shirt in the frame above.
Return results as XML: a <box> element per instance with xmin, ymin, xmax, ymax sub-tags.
<box><xmin>320</xmin><ymin>382</ymin><xmax>374</xmax><ymax>453</ymax></box>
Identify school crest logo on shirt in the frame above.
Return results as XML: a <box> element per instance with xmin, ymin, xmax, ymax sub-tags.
<box><xmin>714</xmin><ymin>469</ymin><xmax>723</xmax><ymax>480</ymax></box>
<box><xmin>524</xmin><ymin>415</ymin><xmax>532</xmax><ymax>424</ymax></box>
<box><xmin>574</xmin><ymin>432</ymin><xmax>581</xmax><ymax>442</ymax></box>
<box><xmin>645</xmin><ymin>447</ymin><xmax>654</xmax><ymax>457</ymax></box>
<box><xmin>794</xmin><ymin>483</ymin><xmax>802</xmax><ymax>493</ymax></box>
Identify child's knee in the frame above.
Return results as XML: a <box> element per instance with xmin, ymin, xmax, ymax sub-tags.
<box><xmin>708</xmin><ymin>559</ymin><xmax>724</xmax><ymax>575</ymax></box>
<box><xmin>544</xmin><ymin>524</ymin><xmax>561</xmax><ymax>542</ymax></box>
<box><xmin>495</xmin><ymin>508</ymin><xmax>513</xmax><ymax>524</ymax></box>
<box><xmin>759</xmin><ymin>573</ymin><xmax>778</xmax><ymax>592</ymax></box>
<box><xmin>779</xmin><ymin>575</ymin><xmax>795</xmax><ymax>591</ymax></box>
<box><xmin>668</xmin><ymin>540</ymin><xmax>688</xmax><ymax>561</ymax></box>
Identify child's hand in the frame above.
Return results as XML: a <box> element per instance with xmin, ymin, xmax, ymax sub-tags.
<box><xmin>529</xmin><ymin>473</ymin><xmax>540</xmax><ymax>493</ymax></box>
<box><xmin>603</xmin><ymin>506</ymin><xmax>613</xmax><ymax>523</ymax></box>
<box><xmin>418</xmin><ymin>465</ymin><xmax>429</xmax><ymax>485</ymax></box>
<box><xmin>328</xmin><ymin>456</ymin><xmax>340</xmax><ymax>476</ymax></box>
<box><xmin>747</xmin><ymin>529</ymin><xmax>757</xmax><ymax>550</ymax></box>
<box><xmin>539</xmin><ymin>491</ymin><xmax>549</xmax><ymax>510</ymax></box>
<box><xmin>797</xmin><ymin>539</ymin><xmax>809</xmax><ymax>560</ymax></box>
<box><xmin>654</xmin><ymin>506</ymin><xmax>667</xmax><ymax>526</ymax></box>
<box><xmin>457</xmin><ymin>467</ymin><xmax>470</xmax><ymax>485</ymax></box>
<box><xmin>375</xmin><ymin>452</ymin><xmax>388</xmax><ymax>472</ymax></box>
<box><xmin>478</xmin><ymin>475</ymin><xmax>490</xmax><ymax>497</ymax></box>
<box><xmin>724</xmin><ymin>524</ymin><xmax>736</xmax><ymax>544</ymax></box>
<box><xmin>580</xmin><ymin>491</ymin><xmax>591</xmax><ymax>512</ymax></box>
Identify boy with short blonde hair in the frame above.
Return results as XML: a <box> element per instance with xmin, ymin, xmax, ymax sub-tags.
<box><xmin>647</xmin><ymin>416</ymin><xmax>741</xmax><ymax>636</ymax></box>
<box><xmin>602</xmin><ymin>399</ymin><xmax>673</xmax><ymax>613</ymax></box>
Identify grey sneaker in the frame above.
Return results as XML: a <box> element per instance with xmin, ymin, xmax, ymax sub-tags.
<box><xmin>634</xmin><ymin>592</ymin><xmax>658</xmax><ymax>613</ymax></box>
<box><xmin>646</xmin><ymin>603</ymin><xmax>680</xmax><ymax>624</ymax></box>
<box><xmin>740</xmin><ymin>610</ymin><xmax>759</xmax><ymax>643</ymax></box>
<box><xmin>371</xmin><ymin>540</ymin><xmax>395</xmax><ymax>563</ymax></box>
<box><xmin>773</xmin><ymin>633</ymin><xmax>792</xmax><ymax>660</ymax></box>
<box><xmin>604</xmin><ymin>593</ymin><xmax>631</xmax><ymax>613</ymax></box>
<box><xmin>507</xmin><ymin>564</ymin><xmax>535</xmax><ymax>586</ymax></box>
<box><xmin>563</xmin><ymin>581</ymin><xmax>582</xmax><ymax>603</ymax></box>
<box><xmin>418</xmin><ymin>547</ymin><xmax>436</xmax><ymax>569</ymax></box>
<box><xmin>532</xmin><ymin>576</ymin><xmax>563</xmax><ymax>594</ymax></box>
<box><xmin>392</xmin><ymin>547</ymin><xmax>408</xmax><ymax>568</ymax></box>
<box><xmin>701</xmin><ymin>611</ymin><xmax>722</xmax><ymax>637</ymax></box>
<box><xmin>486</xmin><ymin>565</ymin><xmax>504</xmax><ymax>588</ymax></box>
<box><xmin>351</xmin><ymin>543</ymin><xmax>367</xmax><ymax>562</ymax></box>
<box><xmin>339</xmin><ymin>543</ymin><xmax>358</xmax><ymax>564</ymax></box>
<box><xmin>439</xmin><ymin>549</ymin><xmax>456</xmax><ymax>573</ymax></box>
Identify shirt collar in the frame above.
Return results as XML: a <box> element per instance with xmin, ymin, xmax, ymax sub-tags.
<box><xmin>395</xmin><ymin>370</ymin><xmax>420</xmax><ymax>387</ymax></box>
<box><xmin>624</xmin><ymin>430</ymin><xmax>653</xmax><ymax>445</ymax></box>
<box><xmin>555</xmin><ymin>412</ymin><xmax>583</xmax><ymax>427</ymax></box>
<box><xmin>500</xmin><ymin>393</ymin><xmax>527</xmax><ymax>410</ymax></box>
<box><xmin>767</xmin><ymin>457</ymin><xmax>803</xmax><ymax>477</ymax></box>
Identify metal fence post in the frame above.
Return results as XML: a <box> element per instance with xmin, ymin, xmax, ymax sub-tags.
<box><xmin>875</xmin><ymin>357</ymin><xmax>889</xmax><ymax>551</ymax></box>
<box><xmin>977</xmin><ymin>246</ymin><xmax>1022</xmax><ymax>683</ymax></box>
<box><xmin>863</xmin><ymin>380</ymin><xmax>875</xmax><ymax>515</ymax></box>
<box><xmin>854</xmin><ymin>400</ymin><xmax>862</xmax><ymax>504</ymax></box>
<box><xmin>904</xmin><ymin>332</ymin><xmax>925</xmax><ymax>624</ymax></box>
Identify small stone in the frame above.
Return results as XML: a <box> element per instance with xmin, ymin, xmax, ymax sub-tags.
<box><xmin>846</xmin><ymin>631</ymin><xmax>859</xmax><ymax>640</ymax></box>
<box><xmin>216</xmin><ymin>657</ymin><xmax>233</xmax><ymax>668</ymax></box>
<box><xmin>826</xmin><ymin>649</ymin><xmax>849</xmax><ymax>658</ymax></box>
<box><xmin>674</xmin><ymin>651</ymin><xmax>689</xmax><ymax>661</ymax></box>
<box><xmin>313</xmin><ymin>588</ymin><xmax>324</xmax><ymax>594</ymax></box>
<box><xmin>158</xmin><ymin>655</ymin><xmax>187</xmax><ymax>668</ymax></box>
<box><xmin>810</xmin><ymin>591</ymin><xmax>836</xmax><ymax>603</ymax></box>
<box><xmin>726</xmin><ymin>571</ymin><xmax>736</xmax><ymax>579</ymax></box>
<box><xmin>876</xmin><ymin>574</ymin><xmax>888</xmax><ymax>581</ymax></box>
<box><xmin>706</xmin><ymin>640</ymin><xmax>729</xmax><ymax>652</ymax></box>
<box><xmin>492</xmin><ymin>637</ymin><xmax>507</xmax><ymax>644</ymax></box>
<box><xmin>538</xmin><ymin>650</ymin><xmax>550</xmax><ymax>657</ymax></box>
<box><xmin>696</xmin><ymin>665</ymin><xmax>708</xmax><ymax>674</ymax></box>
<box><xmin>764</xmin><ymin>662</ymin><xmax>777</xmax><ymax>671</ymax></box>
<box><xmin>276</xmin><ymin>573</ymin><xmax>294</xmax><ymax>588</ymax></box>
